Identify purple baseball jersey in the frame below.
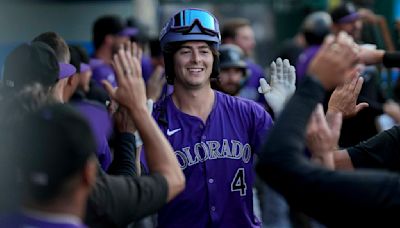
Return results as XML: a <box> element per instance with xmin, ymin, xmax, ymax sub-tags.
<box><xmin>239</xmin><ymin>59</ymin><xmax>265</xmax><ymax>104</ymax></box>
<box><xmin>0</xmin><ymin>212</ymin><xmax>87</xmax><ymax>227</ymax></box>
<box><xmin>296</xmin><ymin>45</ymin><xmax>320</xmax><ymax>83</ymax></box>
<box><xmin>153</xmin><ymin>90</ymin><xmax>273</xmax><ymax>227</ymax></box>
<box><xmin>71</xmin><ymin>101</ymin><xmax>113</xmax><ymax>171</ymax></box>
<box><xmin>90</xmin><ymin>58</ymin><xmax>118</xmax><ymax>88</ymax></box>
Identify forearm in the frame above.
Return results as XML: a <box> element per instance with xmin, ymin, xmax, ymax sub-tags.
<box><xmin>333</xmin><ymin>149</ymin><xmax>354</xmax><ymax>170</ymax></box>
<box><xmin>311</xmin><ymin>153</ymin><xmax>335</xmax><ymax>170</ymax></box>
<box><xmin>128</xmin><ymin>106</ymin><xmax>185</xmax><ymax>201</ymax></box>
<box><xmin>107</xmin><ymin>132</ymin><xmax>137</xmax><ymax>176</ymax></box>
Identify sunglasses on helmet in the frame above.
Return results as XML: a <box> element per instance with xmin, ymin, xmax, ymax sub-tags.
<box><xmin>160</xmin><ymin>9</ymin><xmax>220</xmax><ymax>39</ymax></box>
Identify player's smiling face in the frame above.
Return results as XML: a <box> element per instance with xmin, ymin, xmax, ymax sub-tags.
<box><xmin>173</xmin><ymin>41</ymin><xmax>213</xmax><ymax>89</ymax></box>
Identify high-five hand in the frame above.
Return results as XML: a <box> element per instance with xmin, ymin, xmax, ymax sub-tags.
<box><xmin>258</xmin><ymin>58</ymin><xmax>296</xmax><ymax>116</ymax></box>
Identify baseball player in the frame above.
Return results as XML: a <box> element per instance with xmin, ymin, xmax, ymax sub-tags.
<box><xmin>151</xmin><ymin>8</ymin><xmax>276</xmax><ymax>227</ymax></box>
<box><xmin>211</xmin><ymin>43</ymin><xmax>249</xmax><ymax>96</ymax></box>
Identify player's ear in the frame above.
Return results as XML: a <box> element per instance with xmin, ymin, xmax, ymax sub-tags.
<box><xmin>71</xmin><ymin>74</ymin><xmax>79</xmax><ymax>85</ymax></box>
<box><xmin>81</xmin><ymin>156</ymin><xmax>98</xmax><ymax>189</ymax></box>
<box><xmin>104</xmin><ymin>34</ymin><xmax>114</xmax><ymax>46</ymax></box>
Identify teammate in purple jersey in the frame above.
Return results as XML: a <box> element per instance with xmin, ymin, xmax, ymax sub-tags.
<box><xmin>151</xmin><ymin>8</ymin><xmax>276</xmax><ymax>227</ymax></box>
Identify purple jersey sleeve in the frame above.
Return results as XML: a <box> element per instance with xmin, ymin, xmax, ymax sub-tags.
<box><xmin>151</xmin><ymin>91</ymin><xmax>273</xmax><ymax>228</ymax></box>
<box><xmin>296</xmin><ymin>45</ymin><xmax>320</xmax><ymax>83</ymax></box>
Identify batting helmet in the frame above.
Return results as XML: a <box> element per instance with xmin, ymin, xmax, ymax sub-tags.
<box><xmin>219</xmin><ymin>44</ymin><xmax>247</xmax><ymax>70</ymax></box>
<box><xmin>159</xmin><ymin>8</ymin><xmax>221</xmax><ymax>84</ymax></box>
<box><xmin>302</xmin><ymin>11</ymin><xmax>332</xmax><ymax>45</ymax></box>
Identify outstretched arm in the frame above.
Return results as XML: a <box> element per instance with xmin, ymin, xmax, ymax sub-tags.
<box><xmin>256</xmin><ymin>32</ymin><xmax>400</xmax><ymax>227</ymax></box>
<box><xmin>102</xmin><ymin>42</ymin><xmax>185</xmax><ymax>201</ymax></box>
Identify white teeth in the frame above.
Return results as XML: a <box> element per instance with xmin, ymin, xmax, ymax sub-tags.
<box><xmin>188</xmin><ymin>68</ymin><xmax>203</xmax><ymax>73</ymax></box>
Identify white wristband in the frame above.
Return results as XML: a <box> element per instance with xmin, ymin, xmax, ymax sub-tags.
<box><xmin>134</xmin><ymin>99</ymin><xmax>154</xmax><ymax>148</ymax></box>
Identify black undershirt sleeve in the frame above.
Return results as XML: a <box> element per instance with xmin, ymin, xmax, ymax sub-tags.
<box><xmin>107</xmin><ymin>132</ymin><xmax>137</xmax><ymax>176</ymax></box>
<box><xmin>256</xmin><ymin>76</ymin><xmax>400</xmax><ymax>227</ymax></box>
<box><xmin>383</xmin><ymin>52</ymin><xmax>400</xmax><ymax>68</ymax></box>
<box><xmin>85</xmin><ymin>169</ymin><xmax>168</xmax><ymax>228</ymax></box>
<box><xmin>348</xmin><ymin>126</ymin><xmax>400</xmax><ymax>172</ymax></box>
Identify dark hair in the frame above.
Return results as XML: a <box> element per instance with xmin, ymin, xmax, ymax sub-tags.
<box><xmin>163</xmin><ymin>41</ymin><xmax>220</xmax><ymax>85</ymax></box>
<box><xmin>32</xmin><ymin>32</ymin><xmax>70</xmax><ymax>63</ymax></box>
<box><xmin>68</xmin><ymin>46</ymin><xmax>81</xmax><ymax>73</ymax></box>
<box><xmin>72</xmin><ymin>45</ymin><xmax>90</xmax><ymax>64</ymax></box>
<box><xmin>92</xmin><ymin>15</ymin><xmax>125</xmax><ymax>50</ymax></box>
<box><xmin>1</xmin><ymin>84</ymin><xmax>95</xmax><ymax>203</ymax></box>
<box><xmin>222</xmin><ymin>18</ymin><xmax>251</xmax><ymax>42</ymax></box>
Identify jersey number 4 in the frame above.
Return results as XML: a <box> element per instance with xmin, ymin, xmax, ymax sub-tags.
<box><xmin>231</xmin><ymin>168</ymin><xmax>247</xmax><ymax>196</ymax></box>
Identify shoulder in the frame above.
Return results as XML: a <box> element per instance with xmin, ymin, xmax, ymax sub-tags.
<box><xmin>152</xmin><ymin>95</ymin><xmax>172</xmax><ymax>126</ymax></box>
<box><xmin>216</xmin><ymin>91</ymin><xmax>271</xmax><ymax>123</ymax></box>
<box><xmin>217</xmin><ymin>91</ymin><xmax>265</xmax><ymax>111</ymax></box>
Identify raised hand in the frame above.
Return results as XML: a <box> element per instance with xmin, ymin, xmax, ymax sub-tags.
<box><xmin>306</xmin><ymin>104</ymin><xmax>343</xmax><ymax>169</ymax></box>
<box><xmin>102</xmin><ymin>44</ymin><xmax>147</xmax><ymax>115</ymax></box>
<box><xmin>308</xmin><ymin>32</ymin><xmax>360</xmax><ymax>90</ymax></box>
<box><xmin>258</xmin><ymin>58</ymin><xmax>296</xmax><ymax>116</ymax></box>
<box><xmin>327</xmin><ymin>69</ymin><xmax>369</xmax><ymax>118</ymax></box>
<box><xmin>146</xmin><ymin>66</ymin><xmax>166</xmax><ymax>101</ymax></box>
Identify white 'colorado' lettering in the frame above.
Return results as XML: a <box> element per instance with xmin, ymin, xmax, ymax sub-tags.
<box><xmin>175</xmin><ymin>140</ymin><xmax>252</xmax><ymax>170</ymax></box>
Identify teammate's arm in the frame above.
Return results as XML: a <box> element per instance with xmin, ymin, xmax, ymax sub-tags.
<box><xmin>102</xmin><ymin>43</ymin><xmax>185</xmax><ymax>201</ymax></box>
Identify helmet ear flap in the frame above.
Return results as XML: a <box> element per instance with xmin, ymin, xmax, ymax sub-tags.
<box><xmin>210</xmin><ymin>53</ymin><xmax>220</xmax><ymax>81</ymax></box>
<box><xmin>164</xmin><ymin>53</ymin><xmax>175</xmax><ymax>85</ymax></box>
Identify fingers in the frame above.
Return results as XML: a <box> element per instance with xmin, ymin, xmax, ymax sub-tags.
<box><xmin>314</xmin><ymin>104</ymin><xmax>329</xmax><ymax>130</ymax></box>
<box><xmin>336</xmin><ymin>32</ymin><xmax>360</xmax><ymax>66</ymax></box>
<box><xmin>269</xmin><ymin>61</ymin><xmax>277</xmax><ymax>84</ymax></box>
<box><xmin>112</xmin><ymin>53</ymin><xmax>126</xmax><ymax>85</ymax></box>
<box><xmin>282</xmin><ymin>59</ymin><xmax>290</xmax><ymax>81</ymax></box>
<box><xmin>125</xmin><ymin>41</ymin><xmax>132</xmax><ymax>56</ymax></box>
<box><xmin>102</xmin><ymin>80</ymin><xmax>115</xmax><ymax>98</ymax></box>
<box><xmin>355</xmin><ymin>102</ymin><xmax>369</xmax><ymax>113</ymax></box>
<box><xmin>131</xmin><ymin>56</ymin><xmax>142</xmax><ymax>79</ymax></box>
<box><xmin>131</xmin><ymin>42</ymin><xmax>137</xmax><ymax>58</ymax></box>
<box><xmin>258</xmin><ymin>78</ymin><xmax>271</xmax><ymax>94</ymax></box>
<box><xmin>118</xmin><ymin>49</ymin><xmax>131</xmax><ymax>76</ymax></box>
<box><xmin>306</xmin><ymin>108</ymin><xmax>318</xmax><ymax>134</ymax></box>
<box><xmin>288</xmin><ymin>66</ymin><xmax>296</xmax><ymax>86</ymax></box>
<box><xmin>276</xmin><ymin>58</ymin><xmax>283</xmax><ymax>81</ymax></box>
<box><xmin>354</xmin><ymin>76</ymin><xmax>364</xmax><ymax>96</ymax></box>
<box><xmin>137</xmin><ymin>46</ymin><xmax>143</xmax><ymax>62</ymax></box>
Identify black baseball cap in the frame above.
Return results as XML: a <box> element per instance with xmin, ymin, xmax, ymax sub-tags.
<box><xmin>2</xmin><ymin>42</ymin><xmax>76</xmax><ymax>91</ymax></box>
<box><xmin>93</xmin><ymin>15</ymin><xmax>138</xmax><ymax>48</ymax></box>
<box><xmin>16</xmin><ymin>103</ymin><xmax>96</xmax><ymax>200</ymax></box>
<box><xmin>330</xmin><ymin>2</ymin><xmax>360</xmax><ymax>24</ymax></box>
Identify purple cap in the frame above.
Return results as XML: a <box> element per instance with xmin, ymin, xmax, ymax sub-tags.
<box><xmin>118</xmin><ymin>27</ymin><xmax>139</xmax><ymax>37</ymax></box>
<box><xmin>337</xmin><ymin>12</ymin><xmax>360</xmax><ymax>23</ymax></box>
<box><xmin>331</xmin><ymin>2</ymin><xmax>360</xmax><ymax>24</ymax></box>
<box><xmin>89</xmin><ymin>58</ymin><xmax>104</xmax><ymax>69</ymax></box>
<box><xmin>80</xmin><ymin>63</ymin><xmax>91</xmax><ymax>73</ymax></box>
<box><xmin>58</xmin><ymin>63</ymin><xmax>76</xmax><ymax>79</ymax></box>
